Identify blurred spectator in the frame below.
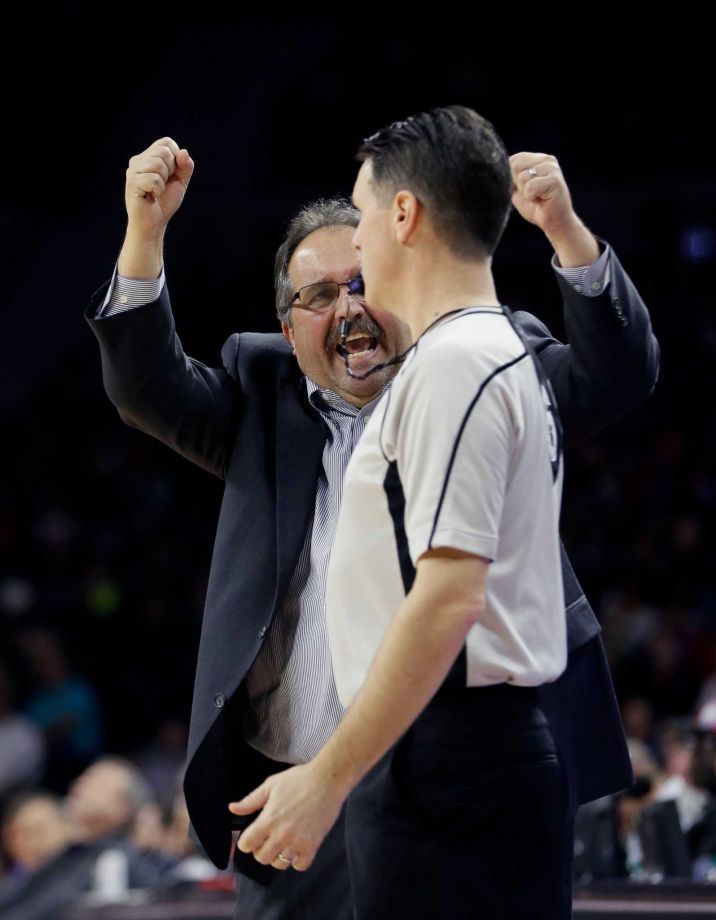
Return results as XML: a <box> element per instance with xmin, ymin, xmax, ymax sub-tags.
<box><xmin>21</xmin><ymin>629</ymin><xmax>103</xmax><ymax>792</ymax></box>
<box><xmin>0</xmin><ymin>758</ymin><xmax>175</xmax><ymax>919</ymax></box>
<box><xmin>688</xmin><ymin>701</ymin><xmax>716</xmax><ymax>879</ymax></box>
<box><xmin>135</xmin><ymin>717</ymin><xmax>188</xmax><ymax>808</ymax></box>
<box><xmin>616</xmin><ymin>777</ymin><xmax>655</xmax><ymax>879</ymax></box>
<box><xmin>160</xmin><ymin>790</ymin><xmax>219</xmax><ymax>884</ymax></box>
<box><xmin>622</xmin><ymin>696</ymin><xmax>662</xmax><ymax>766</ymax></box>
<box><xmin>129</xmin><ymin>799</ymin><xmax>166</xmax><ymax>855</ymax></box>
<box><xmin>0</xmin><ymin>666</ymin><xmax>44</xmax><ymax>800</ymax></box>
<box><xmin>64</xmin><ymin>757</ymin><xmax>152</xmax><ymax>844</ymax></box>
<box><xmin>1</xmin><ymin>792</ymin><xmax>69</xmax><ymax>877</ymax></box>
<box><xmin>695</xmin><ymin>641</ymin><xmax>716</xmax><ymax>710</ymax></box>
<box><xmin>653</xmin><ymin>721</ymin><xmax>709</xmax><ymax>834</ymax></box>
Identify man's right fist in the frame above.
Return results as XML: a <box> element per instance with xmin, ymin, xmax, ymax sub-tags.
<box><xmin>125</xmin><ymin>137</ymin><xmax>194</xmax><ymax>233</ymax></box>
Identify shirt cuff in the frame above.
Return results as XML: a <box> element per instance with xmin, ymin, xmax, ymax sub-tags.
<box><xmin>98</xmin><ymin>267</ymin><xmax>165</xmax><ymax>317</ymax></box>
<box><xmin>551</xmin><ymin>243</ymin><xmax>611</xmax><ymax>297</ymax></box>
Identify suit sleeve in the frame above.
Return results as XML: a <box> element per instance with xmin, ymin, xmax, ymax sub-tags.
<box><xmin>85</xmin><ymin>279</ymin><xmax>240</xmax><ymax>480</ymax></box>
<box><xmin>513</xmin><ymin>246</ymin><xmax>660</xmax><ymax>447</ymax></box>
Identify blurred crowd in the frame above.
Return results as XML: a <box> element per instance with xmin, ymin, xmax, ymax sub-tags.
<box><xmin>0</xmin><ymin>360</ymin><xmax>233</xmax><ymax>916</ymax></box>
<box><xmin>0</xmin><ymin>748</ymin><xmax>233</xmax><ymax>918</ymax></box>
<box><xmin>572</xmin><ymin>700</ymin><xmax>716</xmax><ymax>884</ymax></box>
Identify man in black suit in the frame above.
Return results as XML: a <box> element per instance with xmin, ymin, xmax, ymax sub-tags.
<box><xmin>87</xmin><ymin>136</ymin><xmax>659</xmax><ymax>918</ymax></box>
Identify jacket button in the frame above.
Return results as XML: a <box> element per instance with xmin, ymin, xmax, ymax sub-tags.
<box><xmin>259</xmin><ymin>626</ymin><xmax>267</xmax><ymax>638</ymax></box>
<box><xmin>213</xmin><ymin>693</ymin><xmax>226</xmax><ymax>709</ymax></box>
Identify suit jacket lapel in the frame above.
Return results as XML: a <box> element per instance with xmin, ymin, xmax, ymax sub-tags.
<box><xmin>275</xmin><ymin>374</ymin><xmax>326</xmax><ymax>605</ymax></box>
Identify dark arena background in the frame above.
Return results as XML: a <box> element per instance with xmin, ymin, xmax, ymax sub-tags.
<box><xmin>0</xmin><ymin>12</ymin><xmax>714</xmax><ymax>918</ymax></box>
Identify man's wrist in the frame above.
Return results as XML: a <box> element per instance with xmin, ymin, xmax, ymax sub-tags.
<box><xmin>546</xmin><ymin>216</ymin><xmax>600</xmax><ymax>269</ymax></box>
<box><xmin>117</xmin><ymin>225</ymin><xmax>166</xmax><ymax>280</ymax></box>
<box><xmin>312</xmin><ymin>743</ymin><xmax>365</xmax><ymax>797</ymax></box>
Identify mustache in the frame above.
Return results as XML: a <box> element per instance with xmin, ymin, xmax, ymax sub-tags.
<box><xmin>325</xmin><ymin>314</ymin><xmax>383</xmax><ymax>354</ymax></box>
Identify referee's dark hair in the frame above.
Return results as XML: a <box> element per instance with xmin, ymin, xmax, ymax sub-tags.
<box><xmin>356</xmin><ymin>105</ymin><xmax>512</xmax><ymax>262</ymax></box>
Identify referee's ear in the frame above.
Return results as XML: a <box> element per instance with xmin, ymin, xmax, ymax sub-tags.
<box><xmin>393</xmin><ymin>189</ymin><xmax>420</xmax><ymax>246</ymax></box>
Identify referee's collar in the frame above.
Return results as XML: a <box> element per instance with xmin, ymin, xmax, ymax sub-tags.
<box><xmin>305</xmin><ymin>377</ymin><xmax>386</xmax><ymax>420</ymax></box>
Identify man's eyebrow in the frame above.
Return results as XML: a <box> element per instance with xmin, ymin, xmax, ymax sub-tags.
<box><xmin>301</xmin><ymin>267</ymin><xmax>361</xmax><ymax>287</ymax></box>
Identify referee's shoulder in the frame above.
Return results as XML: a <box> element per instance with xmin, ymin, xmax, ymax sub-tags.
<box><xmin>412</xmin><ymin>324</ymin><xmax>520</xmax><ymax>387</ymax></box>
<box><xmin>424</xmin><ymin>313</ymin><xmax>521</xmax><ymax>358</ymax></box>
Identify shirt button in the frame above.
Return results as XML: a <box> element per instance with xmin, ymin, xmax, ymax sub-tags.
<box><xmin>213</xmin><ymin>693</ymin><xmax>226</xmax><ymax>709</ymax></box>
<box><xmin>506</xmin><ymin>674</ymin><xmax>515</xmax><ymax>683</ymax></box>
<box><xmin>590</xmin><ymin>282</ymin><xmax>601</xmax><ymax>292</ymax></box>
<box><xmin>119</xmin><ymin>294</ymin><xmax>128</xmax><ymax>304</ymax></box>
<box><xmin>573</xmin><ymin>284</ymin><xmax>583</xmax><ymax>292</ymax></box>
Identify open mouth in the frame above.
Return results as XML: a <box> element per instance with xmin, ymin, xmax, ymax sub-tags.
<box><xmin>337</xmin><ymin>334</ymin><xmax>380</xmax><ymax>360</ymax></box>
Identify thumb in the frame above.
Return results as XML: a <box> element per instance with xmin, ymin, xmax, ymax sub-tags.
<box><xmin>228</xmin><ymin>783</ymin><xmax>269</xmax><ymax>815</ymax></box>
<box><xmin>174</xmin><ymin>148</ymin><xmax>195</xmax><ymax>190</ymax></box>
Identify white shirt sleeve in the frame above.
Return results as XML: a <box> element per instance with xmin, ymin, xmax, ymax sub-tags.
<box><xmin>97</xmin><ymin>266</ymin><xmax>166</xmax><ymax>317</ymax></box>
<box><xmin>551</xmin><ymin>242</ymin><xmax>611</xmax><ymax>295</ymax></box>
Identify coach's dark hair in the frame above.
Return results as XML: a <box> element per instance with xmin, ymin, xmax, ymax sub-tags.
<box><xmin>356</xmin><ymin>105</ymin><xmax>512</xmax><ymax>260</ymax></box>
<box><xmin>274</xmin><ymin>198</ymin><xmax>359</xmax><ymax>325</ymax></box>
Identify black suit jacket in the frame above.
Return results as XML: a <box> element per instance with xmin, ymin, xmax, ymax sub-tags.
<box><xmin>87</xmin><ymin>248</ymin><xmax>659</xmax><ymax>868</ymax></box>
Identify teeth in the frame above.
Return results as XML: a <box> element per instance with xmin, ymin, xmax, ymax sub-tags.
<box><xmin>346</xmin><ymin>332</ymin><xmax>370</xmax><ymax>341</ymax></box>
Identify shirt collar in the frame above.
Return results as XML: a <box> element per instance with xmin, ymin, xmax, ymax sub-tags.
<box><xmin>305</xmin><ymin>376</ymin><xmax>386</xmax><ymax>420</ymax></box>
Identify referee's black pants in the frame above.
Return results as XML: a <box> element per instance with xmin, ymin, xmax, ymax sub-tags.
<box><xmin>346</xmin><ymin>684</ymin><xmax>568</xmax><ymax>920</ymax></box>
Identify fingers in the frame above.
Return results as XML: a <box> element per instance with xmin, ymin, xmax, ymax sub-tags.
<box><xmin>233</xmin><ymin>809</ymin><xmax>315</xmax><ymax>872</ymax></box>
<box><xmin>143</xmin><ymin>136</ymin><xmax>181</xmax><ymax>167</ymax></box>
<box><xmin>126</xmin><ymin>137</ymin><xmax>193</xmax><ymax>202</ymax></box>
<box><xmin>236</xmin><ymin>818</ymin><xmax>300</xmax><ymax>869</ymax></box>
<box><xmin>229</xmin><ymin>783</ymin><xmax>270</xmax><ymax>816</ymax></box>
<box><xmin>252</xmin><ymin>830</ymin><xmax>292</xmax><ymax>865</ymax></box>
<box><xmin>174</xmin><ymin>148</ymin><xmax>195</xmax><ymax>189</ymax></box>
<box><xmin>513</xmin><ymin>175</ymin><xmax>562</xmax><ymax>205</ymax></box>
<box><xmin>130</xmin><ymin>170</ymin><xmax>166</xmax><ymax>200</ymax></box>
<box><xmin>245</xmin><ymin>823</ymin><xmax>316</xmax><ymax>871</ymax></box>
<box><xmin>510</xmin><ymin>151</ymin><xmax>559</xmax><ymax>176</ymax></box>
<box><xmin>510</xmin><ymin>153</ymin><xmax>563</xmax><ymax>200</ymax></box>
<box><xmin>270</xmin><ymin>851</ymin><xmax>295</xmax><ymax>871</ymax></box>
<box><xmin>270</xmin><ymin>850</ymin><xmax>315</xmax><ymax>871</ymax></box>
<box><xmin>235</xmin><ymin>810</ymin><xmax>268</xmax><ymax>855</ymax></box>
<box><xmin>290</xmin><ymin>850</ymin><xmax>314</xmax><ymax>872</ymax></box>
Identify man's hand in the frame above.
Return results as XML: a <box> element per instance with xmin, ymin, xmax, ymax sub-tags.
<box><xmin>229</xmin><ymin>763</ymin><xmax>348</xmax><ymax>872</ymax></box>
<box><xmin>118</xmin><ymin>137</ymin><xmax>194</xmax><ymax>280</ymax></box>
<box><xmin>510</xmin><ymin>152</ymin><xmax>599</xmax><ymax>267</ymax></box>
<box><xmin>125</xmin><ymin>137</ymin><xmax>194</xmax><ymax>234</ymax></box>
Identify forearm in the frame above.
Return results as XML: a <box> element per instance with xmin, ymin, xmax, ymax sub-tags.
<box><xmin>315</xmin><ymin>555</ymin><xmax>485</xmax><ymax>792</ymax></box>
<box><xmin>117</xmin><ymin>226</ymin><xmax>166</xmax><ymax>280</ymax></box>
<box><xmin>117</xmin><ymin>138</ymin><xmax>192</xmax><ymax>278</ymax></box>
<box><xmin>546</xmin><ymin>214</ymin><xmax>600</xmax><ymax>269</ymax></box>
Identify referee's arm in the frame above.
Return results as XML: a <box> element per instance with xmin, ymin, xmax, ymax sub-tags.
<box><xmin>232</xmin><ymin>549</ymin><xmax>489</xmax><ymax>870</ymax></box>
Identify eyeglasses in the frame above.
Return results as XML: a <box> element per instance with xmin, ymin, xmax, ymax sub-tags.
<box><xmin>291</xmin><ymin>276</ymin><xmax>365</xmax><ymax>313</ymax></box>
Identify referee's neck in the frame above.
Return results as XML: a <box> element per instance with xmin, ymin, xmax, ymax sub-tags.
<box><xmin>398</xmin><ymin>252</ymin><xmax>498</xmax><ymax>341</ymax></box>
